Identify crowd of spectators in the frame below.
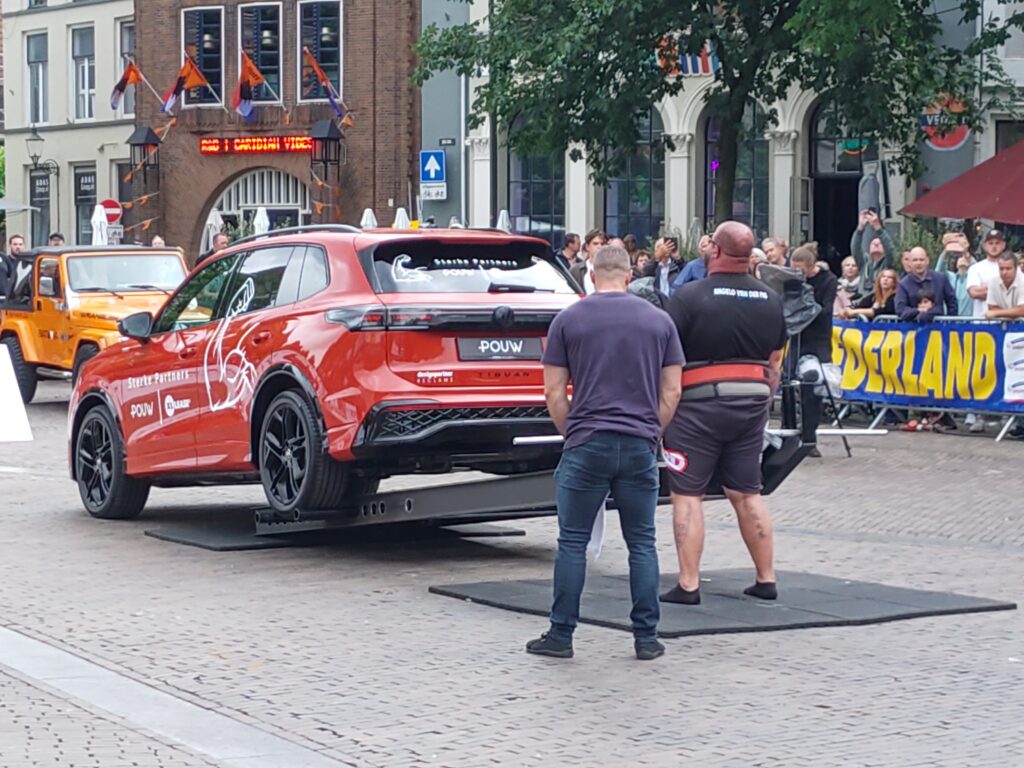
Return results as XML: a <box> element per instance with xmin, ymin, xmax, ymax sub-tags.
<box><xmin>553</xmin><ymin>216</ymin><xmax>1024</xmax><ymax>437</ymax></box>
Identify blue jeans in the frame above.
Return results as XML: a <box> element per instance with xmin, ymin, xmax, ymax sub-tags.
<box><xmin>549</xmin><ymin>432</ymin><xmax>661</xmax><ymax>642</ymax></box>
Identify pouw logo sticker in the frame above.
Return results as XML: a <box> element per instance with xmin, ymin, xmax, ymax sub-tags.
<box><xmin>663</xmin><ymin>449</ymin><xmax>688</xmax><ymax>474</ymax></box>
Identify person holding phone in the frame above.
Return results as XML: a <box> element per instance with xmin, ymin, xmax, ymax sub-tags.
<box><xmin>850</xmin><ymin>209</ymin><xmax>895</xmax><ymax>295</ymax></box>
<box><xmin>643</xmin><ymin>236</ymin><xmax>683</xmax><ymax>294</ymax></box>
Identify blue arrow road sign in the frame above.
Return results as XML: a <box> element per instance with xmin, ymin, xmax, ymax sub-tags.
<box><xmin>420</xmin><ymin>150</ymin><xmax>446</xmax><ymax>184</ymax></box>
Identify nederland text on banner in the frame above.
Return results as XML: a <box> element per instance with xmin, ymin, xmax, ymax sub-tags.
<box><xmin>831</xmin><ymin>320</ymin><xmax>1024</xmax><ymax>414</ymax></box>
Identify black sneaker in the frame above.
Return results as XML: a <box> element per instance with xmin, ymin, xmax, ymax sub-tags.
<box><xmin>526</xmin><ymin>632</ymin><xmax>573</xmax><ymax>658</ymax></box>
<box><xmin>635</xmin><ymin>639</ymin><xmax>665</xmax><ymax>660</ymax></box>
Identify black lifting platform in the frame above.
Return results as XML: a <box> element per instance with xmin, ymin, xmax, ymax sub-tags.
<box><xmin>253</xmin><ymin>470</ymin><xmax>564</xmax><ymax>536</ymax></box>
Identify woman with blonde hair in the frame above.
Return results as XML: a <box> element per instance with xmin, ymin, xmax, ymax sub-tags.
<box><xmin>839</xmin><ymin>268</ymin><xmax>898</xmax><ymax>320</ymax></box>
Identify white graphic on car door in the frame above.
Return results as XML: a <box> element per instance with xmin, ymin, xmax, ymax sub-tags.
<box><xmin>204</xmin><ymin>278</ymin><xmax>259</xmax><ymax>412</ymax></box>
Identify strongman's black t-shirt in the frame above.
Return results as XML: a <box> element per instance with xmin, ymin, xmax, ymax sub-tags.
<box><xmin>666</xmin><ymin>272</ymin><xmax>787</xmax><ymax>364</ymax></box>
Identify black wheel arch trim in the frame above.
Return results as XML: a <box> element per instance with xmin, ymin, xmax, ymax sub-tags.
<box><xmin>69</xmin><ymin>387</ymin><xmax>124</xmax><ymax>480</ymax></box>
<box><xmin>249</xmin><ymin>364</ymin><xmax>326</xmax><ymax>466</ymax></box>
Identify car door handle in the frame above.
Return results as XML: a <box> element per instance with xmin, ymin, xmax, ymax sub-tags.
<box><xmin>179</xmin><ymin>346</ymin><xmax>197</xmax><ymax>359</ymax></box>
<box><xmin>251</xmin><ymin>331</ymin><xmax>272</xmax><ymax>345</ymax></box>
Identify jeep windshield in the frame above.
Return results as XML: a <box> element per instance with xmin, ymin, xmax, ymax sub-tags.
<box><xmin>67</xmin><ymin>254</ymin><xmax>185</xmax><ymax>293</ymax></box>
<box><xmin>367</xmin><ymin>240</ymin><xmax>576</xmax><ymax>294</ymax></box>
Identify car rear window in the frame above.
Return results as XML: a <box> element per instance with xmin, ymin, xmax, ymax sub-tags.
<box><xmin>366</xmin><ymin>240</ymin><xmax>575</xmax><ymax>294</ymax></box>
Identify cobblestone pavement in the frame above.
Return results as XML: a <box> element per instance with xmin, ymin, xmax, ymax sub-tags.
<box><xmin>0</xmin><ymin>382</ymin><xmax>1022</xmax><ymax>767</ymax></box>
<box><xmin>0</xmin><ymin>667</ymin><xmax>218</xmax><ymax>767</ymax></box>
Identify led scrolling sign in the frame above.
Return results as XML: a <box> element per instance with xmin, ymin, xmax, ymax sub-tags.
<box><xmin>199</xmin><ymin>136</ymin><xmax>314</xmax><ymax>155</ymax></box>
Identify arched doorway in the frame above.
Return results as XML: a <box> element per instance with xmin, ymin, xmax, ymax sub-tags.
<box><xmin>211</xmin><ymin>168</ymin><xmax>312</xmax><ymax>237</ymax></box>
<box><xmin>704</xmin><ymin>103</ymin><xmax>770</xmax><ymax>238</ymax></box>
<box><xmin>604</xmin><ymin>110</ymin><xmax>665</xmax><ymax>244</ymax></box>
<box><xmin>810</xmin><ymin>104</ymin><xmax>879</xmax><ymax>269</ymax></box>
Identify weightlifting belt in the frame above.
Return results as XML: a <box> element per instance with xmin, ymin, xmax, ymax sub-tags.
<box><xmin>679</xmin><ymin>362</ymin><xmax>772</xmax><ymax>401</ymax></box>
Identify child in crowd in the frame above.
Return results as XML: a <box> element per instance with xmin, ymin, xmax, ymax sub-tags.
<box><xmin>916</xmin><ymin>289</ymin><xmax>935</xmax><ymax>317</ymax></box>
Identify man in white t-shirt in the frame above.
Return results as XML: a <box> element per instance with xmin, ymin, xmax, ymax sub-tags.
<box><xmin>985</xmin><ymin>253</ymin><xmax>1024</xmax><ymax>319</ymax></box>
<box><xmin>966</xmin><ymin>229</ymin><xmax>1007</xmax><ymax>317</ymax></box>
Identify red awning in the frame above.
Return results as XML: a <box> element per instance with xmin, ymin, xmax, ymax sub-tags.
<box><xmin>900</xmin><ymin>139</ymin><xmax>1024</xmax><ymax>225</ymax></box>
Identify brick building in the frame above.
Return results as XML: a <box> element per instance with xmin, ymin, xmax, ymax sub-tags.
<box><xmin>133</xmin><ymin>1</ymin><xmax>420</xmax><ymax>255</ymax></box>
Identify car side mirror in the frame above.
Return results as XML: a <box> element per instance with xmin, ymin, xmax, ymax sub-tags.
<box><xmin>118</xmin><ymin>311</ymin><xmax>153</xmax><ymax>342</ymax></box>
<box><xmin>38</xmin><ymin>276</ymin><xmax>56</xmax><ymax>297</ymax></box>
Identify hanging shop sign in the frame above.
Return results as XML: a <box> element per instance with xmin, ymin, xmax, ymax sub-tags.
<box><xmin>199</xmin><ymin>136</ymin><xmax>314</xmax><ymax>156</ymax></box>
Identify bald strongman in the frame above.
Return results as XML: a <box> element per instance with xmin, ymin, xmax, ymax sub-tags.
<box><xmin>660</xmin><ymin>221</ymin><xmax>787</xmax><ymax>604</ymax></box>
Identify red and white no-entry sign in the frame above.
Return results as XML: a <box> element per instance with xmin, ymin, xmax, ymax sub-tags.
<box><xmin>100</xmin><ymin>198</ymin><xmax>122</xmax><ymax>224</ymax></box>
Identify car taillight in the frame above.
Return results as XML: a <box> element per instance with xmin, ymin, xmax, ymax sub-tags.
<box><xmin>325</xmin><ymin>305</ymin><xmax>388</xmax><ymax>330</ymax></box>
<box><xmin>325</xmin><ymin>305</ymin><xmax>437</xmax><ymax>331</ymax></box>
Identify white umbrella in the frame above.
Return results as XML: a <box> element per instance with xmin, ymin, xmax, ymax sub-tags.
<box><xmin>252</xmin><ymin>207</ymin><xmax>270</xmax><ymax>236</ymax></box>
<box><xmin>201</xmin><ymin>207</ymin><xmax>225</xmax><ymax>254</ymax></box>
<box><xmin>392</xmin><ymin>207</ymin><xmax>411</xmax><ymax>229</ymax></box>
<box><xmin>360</xmin><ymin>208</ymin><xmax>378</xmax><ymax>228</ymax></box>
<box><xmin>495</xmin><ymin>209</ymin><xmax>512</xmax><ymax>233</ymax></box>
<box><xmin>448</xmin><ymin>215</ymin><xmax>464</xmax><ymax>229</ymax></box>
<box><xmin>90</xmin><ymin>204</ymin><xmax>109</xmax><ymax>246</ymax></box>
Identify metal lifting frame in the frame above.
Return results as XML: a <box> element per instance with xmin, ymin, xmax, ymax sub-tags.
<box><xmin>254</xmin><ymin>471</ymin><xmax>563</xmax><ymax>535</ymax></box>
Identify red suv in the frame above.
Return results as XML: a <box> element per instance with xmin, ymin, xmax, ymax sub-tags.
<box><xmin>68</xmin><ymin>226</ymin><xmax>578</xmax><ymax>520</ymax></box>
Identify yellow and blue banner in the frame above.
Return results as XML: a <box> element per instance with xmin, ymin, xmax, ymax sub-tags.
<box><xmin>831</xmin><ymin>320</ymin><xmax>1024</xmax><ymax>413</ymax></box>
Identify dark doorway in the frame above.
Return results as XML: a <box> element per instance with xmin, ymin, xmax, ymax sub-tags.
<box><xmin>812</xmin><ymin>177</ymin><xmax>859</xmax><ymax>274</ymax></box>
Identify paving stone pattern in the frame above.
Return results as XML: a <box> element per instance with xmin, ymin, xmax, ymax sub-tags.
<box><xmin>0</xmin><ymin>667</ymin><xmax>218</xmax><ymax>767</ymax></box>
<box><xmin>0</xmin><ymin>383</ymin><xmax>1022</xmax><ymax>767</ymax></box>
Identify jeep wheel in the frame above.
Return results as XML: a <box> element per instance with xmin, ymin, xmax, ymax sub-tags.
<box><xmin>259</xmin><ymin>390</ymin><xmax>347</xmax><ymax>514</ymax></box>
<box><xmin>75</xmin><ymin>406</ymin><xmax>150</xmax><ymax>519</ymax></box>
<box><xmin>72</xmin><ymin>344</ymin><xmax>99</xmax><ymax>386</ymax></box>
<box><xmin>2</xmin><ymin>336</ymin><xmax>38</xmax><ymax>404</ymax></box>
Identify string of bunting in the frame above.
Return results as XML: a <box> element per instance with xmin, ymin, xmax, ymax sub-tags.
<box><xmin>123</xmin><ymin>216</ymin><xmax>161</xmax><ymax>233</ymax></box>
<box><xmin>121</xmin><ymin>192</ymin><xmax>161</xmax><ymax>210</ymax></box>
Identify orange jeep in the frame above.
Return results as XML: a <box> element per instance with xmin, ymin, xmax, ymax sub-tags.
<box><xmin>0</xmin><ymin>246</ymin><xmax>188</xmax><ymax>402</ymax></box>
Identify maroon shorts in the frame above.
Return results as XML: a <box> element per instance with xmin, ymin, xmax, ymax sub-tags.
<box><xmin>662</xmin><ymin>396</ymin><xmax>770</xmax><ymax>496</ymax></box>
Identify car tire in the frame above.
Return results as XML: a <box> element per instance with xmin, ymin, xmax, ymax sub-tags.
<box><xmin>75</xmin><ymin>405</ymin><xmax>150</xmax><ymax>520</ymax></box>
<box><xmin>2</xmin><ymin>336</ymin><xmax>38</xmax><ymax>404</ymax></box>
<box><xmin>259</xmin><ymin>390</ymin><xmax>347</xmax><ymax>514</ymax></box>
<box><xmin>72</xmin><ymin>344</ymin><xmax>99</xmax><ymax>386</ymax></box>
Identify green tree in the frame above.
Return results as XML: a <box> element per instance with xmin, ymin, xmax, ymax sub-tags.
<box><xmin>414</xmin><ymin>1</ymin><xmax>1022</xmax><ymax>226</ymax></box>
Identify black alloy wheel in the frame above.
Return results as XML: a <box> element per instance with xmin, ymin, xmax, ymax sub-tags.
<box><xmin>75</xmin><ymin>406</ymin><xmax>149</xmax><ymax>519</ymax></box>
<box><xmin>2</xmin><ymin>335</ymin><xmax>38</xmax><ymax>404</ymax></box>
<box><xmin>259</xmin><ymin>390</ymin><xmax>346</xmax><ymax>514</ymax></box>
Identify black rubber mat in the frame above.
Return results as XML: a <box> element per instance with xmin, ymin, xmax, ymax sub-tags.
<box><xmin>144</xmin><ymin>519</ymin><xmax>525</xmax><ymax>552</ymax></box>
<box><xmin>429</xmin><ymin>569</ymin><xmax>1017</xmax><ymax>637</ymax></box>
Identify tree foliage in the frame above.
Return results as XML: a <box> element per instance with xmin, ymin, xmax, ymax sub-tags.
<box><xmin>414</xmin><ymin>0</ymin><xmax>1023</xmax><ymax>225</ymax></box>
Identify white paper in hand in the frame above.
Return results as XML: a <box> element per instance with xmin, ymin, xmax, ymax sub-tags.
<box><xmin>0</xmin><ymin>345</ymin><xmax>33</xmax><ymax>442</ymax></box>
<box><xmin>586</xmin><ymin>499</ymin><xmax>607</xmax><ymax>560</ymax></box>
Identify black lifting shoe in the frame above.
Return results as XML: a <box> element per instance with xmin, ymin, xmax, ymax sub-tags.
<box><xmin>526</xmin><ymin>632</ymin><xmax>574</xmax><ymax>658</ymax></box>
<box><xmin>635</xmin><ymin>639</ymin><xmax>666</xmax><ymax>661</ymax></box>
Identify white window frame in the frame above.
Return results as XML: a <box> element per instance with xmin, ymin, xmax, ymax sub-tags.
<box><xmin>237</xmin><ymin>2</ymin><xmax>284</xmax><ymax>106</ymax></box>
<box><xmin>25</xmin><ymin>30</ymin><xmax>49</xmax><ymax>126</ymax></box>
<box><xmin>117</xmin><ymin>18</ymin><xmax>137</xmax><ymax>118</ymax></box>
<box><xmin>296</xmin><ymin>0</ymin><xmax>344</xmax><ymax>104</ymax></box>
<box><xmin>181</xmin><ymin>5</ymin><xmax>225</xmax><ymax>109</ymax></box>
<box><xmin>70</xmin><ymin>25</ymin><xmax>96</xmax><ymax>123</ymax></box>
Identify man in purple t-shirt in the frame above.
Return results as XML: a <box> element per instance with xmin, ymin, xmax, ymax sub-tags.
<box><xmin>526</xmin><ymin>245</ymin><xmax>683</xmax><ymax>661</ymax></box>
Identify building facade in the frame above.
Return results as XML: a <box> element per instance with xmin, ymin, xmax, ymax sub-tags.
<box><xmin>458</xmin><ymin>1</ymin><xmax>1024</xmax><ymax>260</ymax></box>
<box><xmin>132</xmin><ymin>0</ymin><xmax>420</xmax><ymax>255</ymax></box>
<box><xmin>3</xmin><ymin>0</ymin><xmax>135</xmax><ymax>248</ymax></box>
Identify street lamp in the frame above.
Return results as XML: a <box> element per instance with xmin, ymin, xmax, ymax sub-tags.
<box><xmin>126</xmin><ymin>125</ymin><xmax>161</xmax><ymax>184</ymax></box>
<box><xmin>310</xmin><ymin>118</ymin><xmax>344</xmax><ymax>170</ymax></box>
<box><xmin>25</xmin><ymin>126</ymin><xmax>61</xmax><ymax>232</ymax></box>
